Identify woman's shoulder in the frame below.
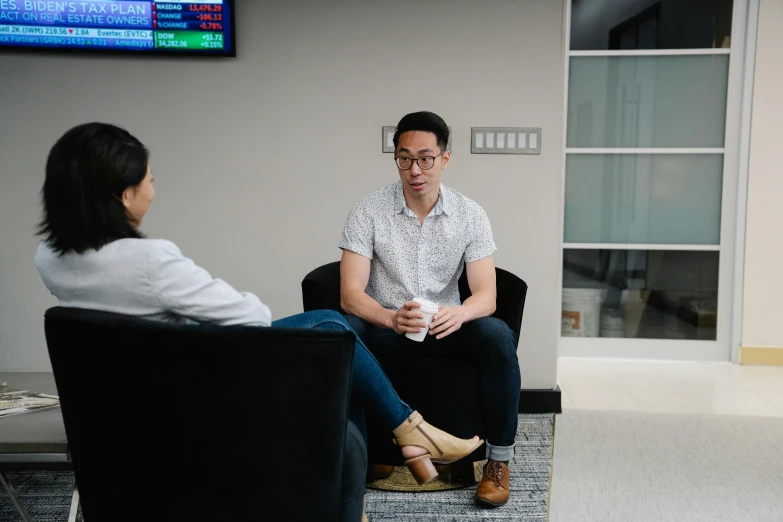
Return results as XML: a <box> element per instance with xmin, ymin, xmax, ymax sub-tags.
<box><xmin>36</xmin><ymin>238</ymin><xmax>185</xmax><ymax>263</ymax></box>
<box><xmin>129</xmin><ymin>238</ymin><xmax>181</xmax><ymax>255</ymax></box>
<box><xmin>108</xmin><ymin>239</ymin><xmax>187</xmax><ymax>266</ymax></box>
<box><xmin>36</xmin><ymin>237</ymin><xmax>179</xmax><ymax>251</ymax></box>
<box><xmin>98</xmin><ymin>237</ymin><xmax>177</xmax><ymax>252</ymax></box>
<box><xmin>35</xmin><ymin>238</ymin><xmax>199</xmax><ymax>290</ymax></box>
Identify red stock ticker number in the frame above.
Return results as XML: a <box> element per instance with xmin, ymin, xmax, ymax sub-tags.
<box><xmin>188</xmin><ymin>4</ymin><xmax>223</xmax><ymax>12</ymax></box>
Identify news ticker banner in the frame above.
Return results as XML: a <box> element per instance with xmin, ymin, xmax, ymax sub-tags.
<box><xmin>0</xmin><ymin>1</ymin><xmax>230</xmax><ymax>51</ymax></box>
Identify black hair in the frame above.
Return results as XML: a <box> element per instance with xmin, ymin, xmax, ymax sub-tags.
<box><xmin>37</xmin><ymin>122</ymin><xmax>149</xmax><ymax>254</ymax></box>
<box><xmin>393</xmin><ymin>111</ymin><xmax>449</xmax><ymax>152</ymax></box>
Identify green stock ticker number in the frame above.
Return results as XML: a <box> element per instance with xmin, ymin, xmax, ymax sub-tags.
<box><xmin>154</xmin><ymin>31</ymin><xmax>224</xmax><ymax>50</ymax></box>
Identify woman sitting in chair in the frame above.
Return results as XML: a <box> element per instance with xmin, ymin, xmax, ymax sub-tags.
<box><xmin>34</xmin><ymin>123</ymin><xmax>482</xmax><ymax>492</ymax></box>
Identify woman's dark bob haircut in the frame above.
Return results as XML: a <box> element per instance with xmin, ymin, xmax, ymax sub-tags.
<box><xmin>38</xmin><ymin>122</ymin><xmax>149</xmax><ymax>254</ymax></box>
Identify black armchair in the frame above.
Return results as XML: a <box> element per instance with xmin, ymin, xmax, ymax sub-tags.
<box><xmin>301</xmin><ymin>262</ymin><xmax>527</xmax><ymax>466</ymax></box>
<box><xmin>43</xmin><ymin>306</ymin><xmax>362</xmax><ymax>522</ymax></box>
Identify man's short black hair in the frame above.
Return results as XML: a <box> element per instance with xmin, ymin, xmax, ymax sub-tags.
<box><xmin>393</xmin><ymin>111</ymin><xmax>449</xmax><ymax>152</ymax></box>
<box><xmin>37</xmin><ymin>122</ymin><xmax>149</xmax><ymax>255</ymax></box>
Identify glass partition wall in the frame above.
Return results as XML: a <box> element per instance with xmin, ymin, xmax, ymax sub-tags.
<box><xmin>560</xmin><ymin>0</ymin><xmax>746</xmax><ymax>360</ymax></box>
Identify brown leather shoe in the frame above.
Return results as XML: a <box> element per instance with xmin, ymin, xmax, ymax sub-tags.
<box><xmin>474</xmin><ymin>460</ymin><xmax>510</xmax><ymax>507</ymax></box>
<box><xmin>366</xmin><ymin>464</ymin><xmax>394</xmax><ymax>483</ymax></box>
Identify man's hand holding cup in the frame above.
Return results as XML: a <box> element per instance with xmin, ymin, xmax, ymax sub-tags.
<box><xmin>396</xmin><ymin>298</ymin><xmax>439</xmax><ymax>342</ymax></box>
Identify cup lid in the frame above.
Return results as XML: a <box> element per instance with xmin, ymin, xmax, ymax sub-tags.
<box><xmin>413</xmin><ymin>297</ymin><xmax>439</xmax><ymax>312</ymax></box>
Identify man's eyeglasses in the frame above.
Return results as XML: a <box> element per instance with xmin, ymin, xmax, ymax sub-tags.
<box><xmin>394</xmin><ymin>151</ymin><xmax>445</xmax><ymax>171</ymax></box>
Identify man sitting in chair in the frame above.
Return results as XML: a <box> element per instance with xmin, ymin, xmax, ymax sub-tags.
<box><xmin>339</xmin><ymin>111</ymin><xmax>521</xmax><ymax>508</ymax></box>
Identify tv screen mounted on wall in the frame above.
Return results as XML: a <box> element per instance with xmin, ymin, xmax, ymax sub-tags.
<box><xmin>0</xmin><ymin>1</ymin><xmax>236</xmax><ymax>56</ymax></box>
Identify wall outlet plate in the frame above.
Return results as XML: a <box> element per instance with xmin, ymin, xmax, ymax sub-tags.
<box><xmin>381</xmin><ymin>126</ymin><xmax>396</xmax><ymax>153</ymax></box>
<box><xmin>382</xmin><ymin>126</ymin><xmax>453</xmax><ymax>153</ymax></box>
<box><xmin>471</xmin><ymin>127</ymin><xmax>542</xmax><ymax>155</ymax></box>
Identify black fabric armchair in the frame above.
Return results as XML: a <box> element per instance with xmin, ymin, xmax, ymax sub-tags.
<box><xmin>43</xmin><ymin>306</ymin><xmax>363</xmax><ymax>522</ymax></box>
<box><xmin>301</xmin><ymin>262</ymin><xmax>527</xmax><ymax>466</ymax></box>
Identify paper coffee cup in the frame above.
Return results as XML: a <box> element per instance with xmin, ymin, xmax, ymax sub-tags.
<box><xmin>405</xmin><ymin>298</ymin><xmax>439</xmax><ymax>342</ymax></box>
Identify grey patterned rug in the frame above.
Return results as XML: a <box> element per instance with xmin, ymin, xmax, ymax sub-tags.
<box><xmin>0</xmin><ymin>470</ymin><xmax>83</xmax><ymax>522</ymax></box>
<box><xmin>365</xmin><ymin>414</ymin><xmax>555</xmax><ymax>521</ymax></box>
<box><xmin>0</xmin><ymin>414</ymin><xmax>554</xmax><ymax>522</ymax></box>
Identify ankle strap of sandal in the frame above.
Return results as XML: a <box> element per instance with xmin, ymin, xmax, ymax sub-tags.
<box><xmin>392</xmin><ymin>410</ymin><xmax>423</xmax><ymax>441</ymax></box>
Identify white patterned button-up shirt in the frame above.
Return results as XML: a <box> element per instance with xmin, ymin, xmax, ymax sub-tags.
<box><xmin>340</xmin><ymin>180</ymin><xmax>496</xmax><ymax>310</ymax></box>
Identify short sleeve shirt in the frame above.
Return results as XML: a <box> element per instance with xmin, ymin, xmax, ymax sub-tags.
<box><xmin>339</xmin><ymin>180</ymin><xmax>496</xmax><ymax>310</ymax></box>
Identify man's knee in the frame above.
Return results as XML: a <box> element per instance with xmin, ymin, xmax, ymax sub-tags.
<box><xmin>470</xmin><ymin>317</ymin><xmax>519</xmax><ymax>360</ymax></box>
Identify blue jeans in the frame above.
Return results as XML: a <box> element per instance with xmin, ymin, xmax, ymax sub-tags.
<box><xmin>345</xmin><ymin>315</ymin><xmax>521</xmax><ymax>462</ymax></box>
<box><xmin>273</xmin><ymin>310</ymin><xmax>413</xmax><ymax>440</ymax></box>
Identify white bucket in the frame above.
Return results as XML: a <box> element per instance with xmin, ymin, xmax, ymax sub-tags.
<box><xmin>561</xmin><ymin>288</ymin><xmax>603</xmax><ymax>337</ymax></box>
<box><xmin>600</xmin><ymin>308</ymin><xmax>625</xmax><ymax>338</ymax></box>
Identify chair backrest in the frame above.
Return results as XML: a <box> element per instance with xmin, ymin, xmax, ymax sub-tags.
<box><xmin>302</xmin><ymin>262</ymin><xmax>345</xmax><ymax>314</ymax></box>
<box><xmin>302</xmin><ymin>262</ymin><xmax>528</xmax><ymax>341</ymax></box>
<box><xmin>44</xmin><ymin>306</ymin><xmax>355</xmax><ymax>522</ymax></box>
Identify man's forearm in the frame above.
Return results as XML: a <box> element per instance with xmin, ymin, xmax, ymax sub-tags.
<box><xmin>342</xmin><ymin>290</ymin><xmax>395</xmax><ymax>329</ymax></box>
<box><xmin>460</xmin><ymin>291</ymin><xmax>496</xmax><ymax>322</ymax></box>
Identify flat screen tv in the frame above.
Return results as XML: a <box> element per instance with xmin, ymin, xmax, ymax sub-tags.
<box><xmin>0</xmin><ymin>0</ymin><xmax>236</xmax><ymax>56</ymax></box>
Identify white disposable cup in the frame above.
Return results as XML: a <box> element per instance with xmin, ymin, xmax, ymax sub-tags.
<box><xmin>405</xmin><ymin>298</ymin><xmax>439</xmax><ymax>342</ymax></box>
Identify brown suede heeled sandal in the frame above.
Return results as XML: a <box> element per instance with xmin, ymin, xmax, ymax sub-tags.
<box><xmin>392</xmin><ymin>411</ymin><xmax>484</xmax><ymax>485</ymax></box>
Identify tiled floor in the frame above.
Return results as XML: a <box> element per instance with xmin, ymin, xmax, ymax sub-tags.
<box><xmin>558</xmin><ymin>357</ymin><xmax>783</xmax><ymax>417</ymax></box>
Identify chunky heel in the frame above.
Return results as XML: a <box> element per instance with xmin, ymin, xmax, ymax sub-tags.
<box><xmin>405</xmin><ymin>454</ymin><xmax>438</xmax><ymax>485</ymax></box>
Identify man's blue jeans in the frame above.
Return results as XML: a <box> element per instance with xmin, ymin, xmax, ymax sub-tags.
<box><xmin>273</xmin><ymin>310</ymin><xmax>413</xmax><ymax>439</ymax></box>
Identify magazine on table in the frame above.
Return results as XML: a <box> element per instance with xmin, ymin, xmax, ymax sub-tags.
<box><xmin>0</xmin><ymin>382</ymin><xmax>60</xmax><ymax>417</ymax></box>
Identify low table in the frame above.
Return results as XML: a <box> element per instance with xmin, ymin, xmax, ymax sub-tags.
<box><xmin>0</xmin><ymin>372</ymin><xmax>78</xmax><ymax>522</ymax></box>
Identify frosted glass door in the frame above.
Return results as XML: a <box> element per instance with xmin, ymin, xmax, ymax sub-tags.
<box><xmin>565</xmin><ymin>154</ymin><xmax>723</xmax><ymax>244</ymax></box>
<box><xmin>568</xmin><ymin>56</ymin><xmax>730</xmax><ymax>148</ymax></box>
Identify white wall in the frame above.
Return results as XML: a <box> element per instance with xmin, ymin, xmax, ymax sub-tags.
<box><xmin>742</xmin><ymin>0</ymin><xmax>783</xmax><ymax>349</ymax></box>
<box><xmin>0</xmin><ymin>0</ymin><xmax>565</xmax><ymax>389</ymax></box>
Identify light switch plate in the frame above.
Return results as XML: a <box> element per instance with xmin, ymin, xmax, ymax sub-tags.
<box><xmin>381</xmin><ymin>126</ymin><xmax>396</xmax><ymax>153</ymax></box>
<box><xmin>471</xmin><ymin>127</ymin><xmax>542</xmax><ymax>155</ymax></box>
<box><xmin>382</xmin><ymin>126</ymin><xmax>453</xmax><ymax>153</ymax></box>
